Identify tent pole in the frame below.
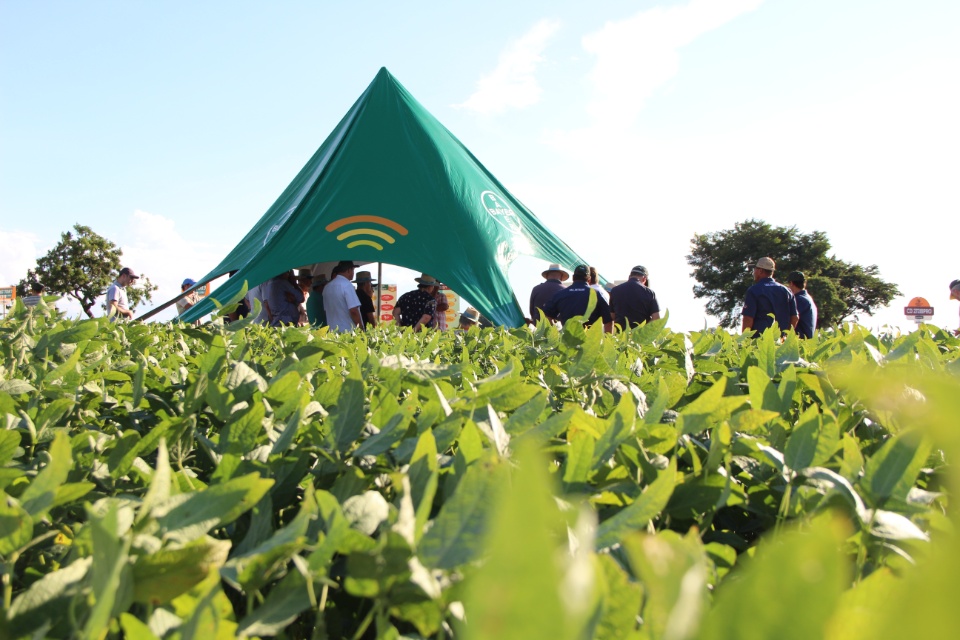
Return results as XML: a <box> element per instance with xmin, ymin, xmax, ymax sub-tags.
<box><xmin>377</xmin><ymin>262</ymin><xmax>383</xmax><ymax>320</ymax></box>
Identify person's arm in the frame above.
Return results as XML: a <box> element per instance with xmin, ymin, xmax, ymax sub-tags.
<box><xmin>791</xmin><ymin>315</ymin><xmax>799</xmax><ymax>330</ymax></box>
<box><xmin>742</xmin><ymin>290</ymin><xmax>756</xmax><ymax>333</ymax></box>
<box><xmin>603</xmin><ymin>321</ymin><xmax>613</xmax><ymax>333</ymax></box>
<box><xmin>349</xmin><ymin>305</ymin><xmax>363</xmax><ymax>329</ymax></box>
<box><xmin>651</xmin><ymin>312</ymin><xmax>661</xmax><ymax>321</ymax></box>
<box><xmin>364</xmin><ymin>311</ymin><xmax>377</xmax><ymax>327</ymax></box>
<box><xmin>413</xmin><ymin>313</ymin><xmax>432</xmax><ymax>331</ymax></box>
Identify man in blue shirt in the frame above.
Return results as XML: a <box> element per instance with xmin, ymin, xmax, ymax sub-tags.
<box><xmin>786</xmin><ymin>271</ymin><xmax>818</xmax><ymax>338</ymax></box>
<box><xmin>742</xmin><ymin>257</ymin><xmax>798</xmax><ymax>336</ymax></box>
<box><xmin>529</xmin><ymin>263</ymin><xmax>569</xmax><ymax>321</ymax></box>
<box><xmin>543</xmin><ymin>264</ymin><xmax>613</xmax><ymax>332</ymax></box>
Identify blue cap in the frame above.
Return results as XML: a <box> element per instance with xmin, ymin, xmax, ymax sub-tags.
<box><xmin>182</xmin><ymin>278</ymin><xmax>196</xmax><ymax>288</ymax></box>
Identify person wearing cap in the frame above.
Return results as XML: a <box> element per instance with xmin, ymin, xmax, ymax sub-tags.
<box><xmin>457</xmin><ymin>306</ymin><xmax>481</xmax><ymax>331</ymax></box>
<box><xmin>786</xmin><ymin>271</ymin><xmax>817</xmax><ymax>339</ymax></box>
<box><xmin>354</xmin><ymin>270</ymin><xmax>378</xmax><ymax>329</ymax></box>
<box><xmin>176</xmin><ymin>278</ymin><xmax>202</xmax><ymax>326</ymax></box>
<box><xmin>530</xmin><ymin>263</ymin><xmax>569</xmax><ymax>321</ymax></box>
<box><xmin>542</xmin><ymin>264</ymin><xmax>613</xmax><ymax>332</ymax></box>
<box><xmin>742</xmin><ymin>257</ymin><xmax>798</xmax><ymax>336</ymax></box>
<box><xmin>950</xmin><ymin>279</ymin><xmax>960</xmax><ymax>336</ymax></box>
<box><xmin>396</xmin><ymin>274</ymin><xmax>441</xmax><ymax>331</ymax></box>
<box><xmin>609</xmin><ymin>265</ymin><xmax>660</xmax><ymax>329</ymax></box>
<box><xmin>22</xmin><ymin>282</ymin><xmax>45</xmax><ymax>308</ymax></box>
<box><xmin>323</xmin><ymin>260</ymin><xmax>363</xmax><ymax>331</ymax></box>
<box><xmin>106</xmin><ymin>267</ymin><xmax>139</xmax><ymax>321</ymax></box>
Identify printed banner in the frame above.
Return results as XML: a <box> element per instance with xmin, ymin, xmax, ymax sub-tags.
<box><xmin>438</xmin><ymin>285</ymin><xmax>459</xmax><ymax>330</ymax></box>
<box><xmin>378</xmin><ymin>284</ymin><xmax>398</xmax><ymax>324</ymax></box>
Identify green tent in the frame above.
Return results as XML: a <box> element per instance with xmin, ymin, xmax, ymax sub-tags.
<box><xmin>152</xmin><ymin>67</ymin><xmax>590</xmax><ymax>327</ymax></box>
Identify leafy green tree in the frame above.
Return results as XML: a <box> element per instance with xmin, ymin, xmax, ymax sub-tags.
<box><xmin>687</xmin><ymin>219</ymin><xmax>900</xmax><ymax>329</ymax></box>
<box><xmin>17</xmin><ymin>224</ymin><xmax>157</xmax><ymax>318</ymax></box>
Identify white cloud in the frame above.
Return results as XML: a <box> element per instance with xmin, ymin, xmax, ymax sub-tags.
<box><xmin>456</xmin><ymin>18</ymin><xmax>561</xmax><ymax>115</ymax></box>
<box><xmin>0</xmin><ymin>229</ymin><xmax>41</xmax><ymax>287</ymax></box>
<box><xmin>581</xmin><ymin>0</ymin><xmax>764</xmax><ymax>126</ymax></box>
<box><xmin>116</xmin><ymin>209</ymin><xmax>230</xmax><ymax>321</ymax></box>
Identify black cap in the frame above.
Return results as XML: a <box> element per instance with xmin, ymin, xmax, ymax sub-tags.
<box><xmin>119</xmin><ymin>267</ymin><xmax>139</xmax><ymax>279</ymax></box>
<box><xmin>572</xmin><ymin>264</ymin><xmax>590</xmax><ymax>280</ymax></box>
<box><xmin>787</xmin><ymin>271</ymin><xmax>805</xmax><ymax>284</ymax></box>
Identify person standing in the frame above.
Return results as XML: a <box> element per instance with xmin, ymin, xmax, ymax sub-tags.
<box><xmin>529</xmin><ymin>263</ymin><xmax>569</xmax><ymax>321</ymax></box>
<box><xmin>22</xmin><ymin>282</ymin><xmax>45</xmax><ymax>307</ymax></box>
<box><xmin>264</xmin><ymin>270</ymin><xmax>305</xmax><ymax>326</ymax></box>
<box><xmin>396</xmin><ymin>274</ymin><xmax>440</xmax><ymax>331</ymax></box>
<box><xmin>432</xmin><ymin>286</ymin><xmax>450</xmax><ymax>330</ymax></box>
<box><xmin>306</xmin><ymin>264</ymin><xmax>330</xmax><ymax>326</ymax></box>
<box><xmin>786</xmin><ymin>271</ymin><xmax>818</xmax><ymax>338</ymax></box>
<box><xmin>609</xmin><ymin>265</ymin><xmax>660</xmax><ymax>329</ymax></box>
<box><xmin>106</xmin><ymin>267</ymin><xmax>139</xmax><ymax>321</ymax></box>
<box><xmin>354</xmin><ymin>270</ymin><xmax>378</xmax><ymax>329</ymax></box>
<box><xmin>542</xmin><ymin>264</ymin><xmax>613</xmax><ymax>332</ymax></box>
<box><xmin>323</xmin><ymin>261</ymin><xmax>363</xmax><ymax>332</ymax></box>
<box><xmin>587</xmin><ymin>266</ymin><xmax>610</xmax><ymax>302</ymax></box>
<box><xmin>742</xmin><ymin>257</ymin><xmax>798</xmax><ymax>336</ymax></box>
<box><xmin>176</xmin><ymin>278</ymin><xmax>201</xmax><ymax>326</ymax></box>
<box><xmin>950</xmin><ymin>279</ymin><xmax>960</xmax><ymax>336</ymax></box>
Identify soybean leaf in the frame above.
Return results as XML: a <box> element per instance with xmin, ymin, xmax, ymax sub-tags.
<box><xmin>861</xmin><ymin>430</ymin><xmax>932</xmax><ymax>506</ymax></box>
<box><xmin>155</xmin><ymin>473</ymin><xmax>274</xmax><ymax>543</ymax></box>
<box><xmin>596</xmin><ymin>458</ymin><xmax>677</xmax><ymax>550</ymax></box>
<box><xmin>326</xmin><ymin>367</ymin><xmax>366</xmax><ymax>454</ymax></box>
<box><xmin>622</xmin><ymin>530</ymin><xmax>709</xmax><ymax>640</ymax></box>
<box><xmin>462</xmin><ymin>444</ymin><xmax>572</xmax><ymax>640</ymax></box>
<box><xmin>133</xmin><ymin>537</ymin><xmax>231</xmax><ymax>604</ymax></box>
<box><xmin>20</xmin><ymin>431</ymin><xmax>72</xmax><ymax>518</ymax></box>
<box><xmin>420</xmin><ymin>459</ymin><xmax>503</xmax><ymax>569</ymax></box>
<box><xmin>0</xmin><ymin>498</ymin><xmax>32</xmax><ymax>556</ymax></box>
<box><xmin>7</xmin><ymin>557</ymin><xmax>93</xmax><ymax>636</ymax></box>
<box><xmin>700</xmin><ymin>516</ymin><xmax>850</xmax><ymax>640</ymax></box>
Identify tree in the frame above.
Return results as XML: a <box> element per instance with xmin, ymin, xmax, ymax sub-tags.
<box><xmin>687</xmin><ymin>219</ymin><xmax>900</xmax><ymax>329</ymax></box>
<box><xmin>17</xmin><ymin>224</ymin><xmax>157</xmax><ymax>318</ymax></box>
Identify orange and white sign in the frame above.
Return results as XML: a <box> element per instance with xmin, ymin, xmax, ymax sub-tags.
<box><xmin>438</xmin><ymin>285</ymin><xmax>460</xmax><ymax>330</ymax></box>
<box><xmin>905</xmin><ymin>296</ymin><xmax>934</xmax><ymax>323</ymax></box>
<box><xmin>378</xmin><ymin>284</ymin><xmax>397</xmax><ymax>324</ymax></box>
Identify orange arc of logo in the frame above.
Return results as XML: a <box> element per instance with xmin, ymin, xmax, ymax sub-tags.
<box><xmin>325</xmin><ymin>215</ymin><xmax>409</xmax><ymax>235</ymax></box>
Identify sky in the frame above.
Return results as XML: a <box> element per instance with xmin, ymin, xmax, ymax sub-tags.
<box><xmin>2</xmin><ymin>0</ymin><xmax>958</xmax><ymax>332</ymax></box>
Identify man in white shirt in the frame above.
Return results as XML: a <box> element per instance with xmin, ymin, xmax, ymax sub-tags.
<box><xmin>106</xmin><ymin>267</ymin><xmax>139</xmax><ymax>321</ymax></box>
<box><xmin>322</xmin><ymin>261</ymin><xmax>363</xmax><ymax>331</ymax></box>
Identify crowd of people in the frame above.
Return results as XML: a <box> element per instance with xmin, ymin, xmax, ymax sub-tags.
<box><xmin>65</xmin><ymin>258</ymin><xmax>956</xmax><ymax>339</ymax></box>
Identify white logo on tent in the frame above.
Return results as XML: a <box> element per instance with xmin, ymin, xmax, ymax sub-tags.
<box><xmin>481</xmin><ymin>191</ymin><xmax>523</xmax><ymax>234</ymax></box>
<box><xmin>263</xmin><ymin>206</ymin><xmax>298</xmax><ymax>246</ymax></box>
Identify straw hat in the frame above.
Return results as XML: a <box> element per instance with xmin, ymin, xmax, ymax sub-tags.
<box><xmin>542</xmin><ymin>263</ymin><xmax>570</xmax><ymax>281</ymax></box>
<box><xmin>460</xmin><ymin>307</ymin><xmax>480</xmax><ymax>324</ymax></box>
<box><xmin>415</xmin><ymin>274</ymin><xmax>441</xmax><ymax>286</ymax></box>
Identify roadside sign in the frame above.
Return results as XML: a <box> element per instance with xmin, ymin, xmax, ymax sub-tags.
<box><xmin>904</xmin><ymin>296</ymin><xmax>934</xmax><ymax>324</ymax></box>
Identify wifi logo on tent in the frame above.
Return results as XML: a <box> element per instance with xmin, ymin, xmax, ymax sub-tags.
<box><xmin>325</xmin><ymin>215</ymin><xmax>409</xmax><ymax>251</ymax></box>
